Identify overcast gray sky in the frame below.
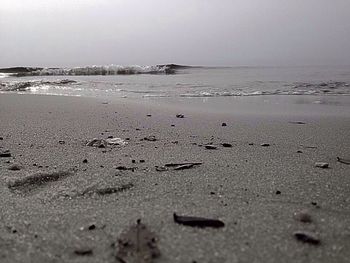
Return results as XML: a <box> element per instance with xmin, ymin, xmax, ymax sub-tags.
<box><xmin>1</xmin><ymin>0</ymin><xmax>350</xmax><ymax>67</ymax></box>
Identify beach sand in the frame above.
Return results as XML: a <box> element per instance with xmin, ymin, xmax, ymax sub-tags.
<box><xmin>0</xmin><ymin>94</ymin><xmax>349</xmax><ymax>262</ymax></box>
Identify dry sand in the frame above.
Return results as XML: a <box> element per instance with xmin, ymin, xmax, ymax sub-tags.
<box><xmin>0</xmin><ymin>94</ymin><xmax>349</xmax><ymax>263</ymax></box>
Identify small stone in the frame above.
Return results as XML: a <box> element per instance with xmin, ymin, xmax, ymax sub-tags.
<box><xmin>176</xmin><ymin>114</ymin><xmax>184</xmax><ymax>118</ymax></box>
<box><xmin>82</xmin><ymin>159</ymin><xmax>88</xmax><ymax>163</ymax></box>
<box><xmin>276</xmin><ymin>190</ymin><xmax>281</xmax><ymax>195</ymax></box>
<box><xmin>140</xmin><ymin>160</ymin><xmax>145</xmax><ymax>163</ymax></box>
<box><xmin>58</xmin><ymin>140</ymin><xmax>65</xmax><ymax>145</ymax></box>
<box><xmin>131</xmin><ymin>160</ymin><xmax>136</xmax><ymax>163</ymax></box>
<box><xmin>297</xmin><ymin>150</ymin><xmax>303</xmax><ymax>153</ymax></box>
<box><xmin>0</xmin><ymin>137</ymin><xmax>3</xmax><ymax>140</ymax></box>
<box><xmin>315</xmin><ymin>162</ymin><xmax>329</xmax><ymax>168</ymax></box>
<box><xmin>222</xmin><ymin>123</ymin><xmax>227</xmax><ymax>126</ymax></box>
<box><xmin>222</xmin><ymin>143</ymin><xmax>232</xmax><ymax>147</ymax></box>
<box><xmin>261</xmin><ymin>143</ymin><xmax>270</xmax><ymax>147</ymax></box>
<box><xmin>248</xmin><ymin>143</ymin><xmax>254</xmax><ymax>145</ymax></box>
<box><xmin>171</xmin><ymin>124</ymin><xmax>175</xmax><ymax>127</ymax></box>
<box><xmin>205</xmin><ymin>145</ymin><xmax>217</xmax><ymax>150</ymax></box>
<box><xmin>294</xmin><ymin>231</ymin><xmax>320</xmax><ymax>245</ymax></box>
<box><xmin>294</xmin><ymin>210</ymin><xmax>312</xmax><ymax>223</ymax></box>
<box><xmin>8</xmin><ymin>164</ymin><xmax>21</xmax><ymax>171</ymax></box>
<box><xmin>147</xmin><ymin>114</ymin><xmax>152</xmax><ymax>117</ymax></box>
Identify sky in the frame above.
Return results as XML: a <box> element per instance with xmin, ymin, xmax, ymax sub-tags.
<box><xmin>1</xmin><ymin>0</ymin><xmax>350</xmax><ymax>67</ymax></box>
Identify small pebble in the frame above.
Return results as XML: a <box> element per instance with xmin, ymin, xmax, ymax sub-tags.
<box><xmin>276</xmin><ymin>190</ymin><xmax>281</xmax><ymax>195</ymax></box>
<box><xmin>176</xmin><ymin>114</ymin><xmax>184</xmax><ymax>118</ymax></box>
<box><xmin>222</xmin><ymin>123</ymin><xmax>227</xmax><ymax>126</ymax></box>
<box><xmin>222</xmin><ymin>143</ymin><xmax>232</xmax><ymax>147</ymax></box>
<box><xmin>82</xmin><ymin>159</ymin><xmax>88</xmax><ymax>163</ymax></box>
<box><xmin>294</xmin><ymin>210</ymin><xmax>312</xmax><ymax>223</ymax></box>
<box><xmin>261</xmin><ymin>143</ymin><xmax>270</xmax><ymax>147</ymax></box>
<box><xmin>58</xmin><ymin>140</ymin><xmax>65</xmax><ymax>145</ymax></box>
<box><xmin>147</xmin><ymin>114</ymin><xmax>152</xmax><ymax>117</ymax></box>
<box><xmin>140</xmin><ymin>160</ymin><xmax>145</xmax><ymax>163</ymax></box>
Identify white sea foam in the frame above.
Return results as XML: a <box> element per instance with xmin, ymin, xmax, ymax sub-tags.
<box><xmin>20</xmin><ymin>65</ymin><xmax>174</xmax><ymax>76</ymax></box>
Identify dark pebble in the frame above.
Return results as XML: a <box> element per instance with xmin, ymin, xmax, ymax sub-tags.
<box><xmin>222</xmin><ymin>143</ymin><xmax>232</xmax><ymax>147</ymax></box>
<box><xmin>0</xmin><ymin>137</ymin><xmax>3</xmax><ymax>140</ymax></box>
<box><xmin>88</xmin><ymin>224</ymin><xmax>96</xmax><ymax>230</ymax></box>
<box><xmin>83</xmin><ymin>159</ymin><xmax>88</xmax><ymax>163</ymax></box>
<box><xmin>58</xmin><ymin>140</ymin><xmax>65</xmax><ymax>145</ymax></box>
<box><xmin>222</xmin><ymin>123</ymin><xmax>227</xmax><ymax>126</ymax></box>
<box><xmin>140</xmin><ymin>160</ymin><xmax>145</xmax><ymax>163</ymax></box>
<box><xmin>261</xmin><ymin>143</ymin><xmax>270</xmax><ymax>147</ymax></box>
<box><xmin>276</xmin><ymin>190</ymin><xmax>281</xmax><ymax>195</ymax></box>
<box><xmin>132</xmin><ymin>160</ymin><xmax>136</xmax><ymax>163</ymax></box>
<box><xmin>176</xmin><ymin>114</ymin><xmax>184</xmax><ymax>118</ymax></box>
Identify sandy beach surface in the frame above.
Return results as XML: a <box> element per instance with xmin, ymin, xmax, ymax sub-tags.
<box><xmin>0</xmin><ymin>94</ymin><xmax>349</xmax><ymax>263</ymax></box>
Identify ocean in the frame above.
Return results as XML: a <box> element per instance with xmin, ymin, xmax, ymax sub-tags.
<box><xmin>1</xmin><ymin>65</ymin><xmax>350</xmax><ymax>116</ymax></box>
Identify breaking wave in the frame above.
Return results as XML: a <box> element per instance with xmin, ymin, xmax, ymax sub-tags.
<box><xmin>1</xmin><ymin>64</ymin><xmax>182</xmax><ymax>77</ymax></box>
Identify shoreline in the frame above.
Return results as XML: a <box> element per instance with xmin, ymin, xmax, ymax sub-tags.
<box><xmin>0</xmin><ymin>94</ymin><xmax>349</xmax><ymax>262</ymax></box>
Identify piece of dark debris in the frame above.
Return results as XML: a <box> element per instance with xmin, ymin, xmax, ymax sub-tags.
<box><xmin>176</xmin><ymin>114</ymin><xmax>184</xmax><ymax>118</ymax></box>
<box><xmin>293</xmin><ymin>231</ymin><xmax>320</xmax><ymax>245</ymax></box>
<box><xmin>0</xmin><ymin>150</ymin><xmax>11</xmax><ymax>158</ymax></box>
<box><xmin>221</xmin><ymin>123</ymin><xmax>227</xmax><ymax>126</ymax></box>
<box><xmin>315</xmin><ymin>162</ymin><xmax>329</xmax><ymax>168</ymax></box>
<box><xmin>204</xmin><ymin>145</ymin><xmax>217</xmax><ymax>150</ymax></box>
<box><xmin>74</xmin><ymin>248</ymin><xmax>93</xmax><ymax>256</ymax></box>
<box><xmin>143</xmin><ymin>136</ymin><xmax>157</xmax><ymax>142</ymax></box>
<box><xmin>173</xmin><ymin>213</ymin><xmax>225</xmax><ymax>228</ymax></box>
<box><xmin>115</xmin><ymin>166</ymin><xmax>136</xmax><ymax>171</ymax></box>
<box><xmin>58</xmin><ymin>140</ymin><xmax>65</xmax><ymax>145</ymax></box>
<box><xmin>261</xmin><ymin>143</ymin><xmax>270</xmax><ymax>147</ymax></box>
<box><xmin>8</xmin><ymin>164</ymin><xmax>21</xmax><ymax>171</ymax></box>
<box><xmin>275</xmin><ymin>190</ymin><xmax>281</xmax><ymax>195</ymax></box>
<box><xmin>221</xmin><ymin>143</ymin><xmax>232</xmax><ymax>147</ymax></box>
<box><xmin>289</xmin><ymin>121</ymin><xmax>306</xmax><ymax>125</ymax></box>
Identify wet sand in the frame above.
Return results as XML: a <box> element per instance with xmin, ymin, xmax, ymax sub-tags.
<box><xmin>0</xmin><ymin>94</ymin><xmax>350</xmax><ymax>262</ymax></box>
